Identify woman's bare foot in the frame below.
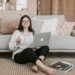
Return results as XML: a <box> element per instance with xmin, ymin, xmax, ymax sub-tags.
<box><xmin>31</xmin><ymin>65</ymin><xmax>38</xmax><ymax>73</ymax></box>
<box><xmin>35</xmin><ymin>59</ymin><xmax>55</xmax><ymax>75</ymax></box>
<box><xmin>42</xmin><ymin>66</ymin><xmax>55</xmax><ymax>75</ymax></box>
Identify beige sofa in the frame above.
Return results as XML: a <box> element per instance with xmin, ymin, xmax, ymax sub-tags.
<box><xmin>0</xmin><ymin>11</ymin><xmax>75</xmax><ymax>52</ymax></box>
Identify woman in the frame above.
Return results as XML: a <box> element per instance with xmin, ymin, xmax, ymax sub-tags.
<box><xmin>9</xmin><ymin>15</ymin><xmax>55</xmax><ymax>75</ymax></box>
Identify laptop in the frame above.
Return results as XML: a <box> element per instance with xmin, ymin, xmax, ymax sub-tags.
<box><xmin>32</xmin><ymin>32</ymin><xmax>51</xmax><ymax>48</ymax></box>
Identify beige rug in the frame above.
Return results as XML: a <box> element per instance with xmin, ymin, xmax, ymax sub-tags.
<box><xmin>0</xmin><ymin>58</ymin><xmax>75</xmax><ymax>75</ymax></box>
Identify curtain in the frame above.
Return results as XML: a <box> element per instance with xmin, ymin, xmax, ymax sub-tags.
<box><xmin>38</xmin><ymin>0</ymin><xmax>75</xmax><ymax>21</ymax></box>
<box><xmin>37</xmin><ymin>0</ymin><xmax>52</xmax><ymax>15</ymax></box>
<box><xmin>52</xmin><ymin>0</ymin><xmax>75</xmax><ymax>21</ymax></box>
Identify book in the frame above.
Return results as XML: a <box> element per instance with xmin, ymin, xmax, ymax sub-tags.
<box><xmin>49</xmin><ymin>61</ymin><xmax>75</xmax><ymax>73</ymax></box>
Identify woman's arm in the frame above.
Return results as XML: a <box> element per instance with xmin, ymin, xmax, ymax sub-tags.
<box><xmin>9</xmin><ymin>30</ymin><xmax>20</xmax><ymax>51</ymax></box>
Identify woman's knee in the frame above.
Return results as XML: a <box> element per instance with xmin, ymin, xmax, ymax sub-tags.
<box><xmin>41</xmin><ymin>46</ymin><xmax>49</xmax><ymax>55</ymax></box>
<box><xmin>25</xmin><ymin>48</ymin><xmax>33</xmax><ymax>52</ymax></box>
<box><xmin>41</xmin><ymin>45</ymin><xmax>49</xmax><ymax>51</ymax></box>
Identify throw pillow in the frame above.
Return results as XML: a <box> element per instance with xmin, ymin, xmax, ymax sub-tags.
<box><xmin>32</xmin><ymin>19</ymin><xmax>44</xmax><ymax>33</ymax></box>
<box><xmin>40</xmin><ymin>18</ymin><xmax>58</xmax><ymax>35</ymax></box>
<box><xmin>57</xmin><ymin>22</ymin><xmax>75</xmax><ymax>36</ymax></box>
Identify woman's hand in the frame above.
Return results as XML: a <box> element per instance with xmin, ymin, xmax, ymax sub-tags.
<box><xmin>33</xmin><ymin>48</ymin><xmax>37</xmax><ymax>51</ymax></box>
<box><xmin>16</xmin><ymin>36</ymin><xmax>21</xmax><ymax>45</ymax></box>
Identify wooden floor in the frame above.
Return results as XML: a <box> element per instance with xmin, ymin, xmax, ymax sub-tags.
<box><xmin>0</xmin><ymin>52</ymin><xmax>75</xmax><ymax>75</ymax></box>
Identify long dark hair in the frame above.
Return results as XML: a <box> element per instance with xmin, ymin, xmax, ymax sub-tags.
<box><xmin>18</xmin><ymin>15</ymin><xmax>35</xmax><ymax>35</ymax></box>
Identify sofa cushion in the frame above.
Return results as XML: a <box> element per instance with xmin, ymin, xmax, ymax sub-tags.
<box><xmin>49</xmin><ymin>35</ymin><xmax>75</xmax><ymax>50</ymax></box>
<box><xmin>0</xmin><ymin>35</ymin><xmax>11</xmax><ymax>50</ymax></box>
<box><xmin>0</xmin><ymin>19</ymin><xmax>19</xmax><ymax>34</ymax></box>
<box><xmin>57</xmin><ymin>22</ymin><xmax>75</xmax><ymax>36</ymax></box>
<box><xmin>0</xmin><ymin>17</ymin><xmax>1</xmax><ymax>33</ymax></box>
<box><xmin>32</xmin><ymin>15</ymin><xmax>65</xmax><ymax>35</ymax></box>
<box><xmin>0</xmin><ymin>15</ymin><xmax>20</xmax><ymax>34</ymax></box>
<box><xmin>32</xmin><ymin>15</ymin><xmax>65</xmax><ymax>22</ymax></box>
<box><xmin>40</xmin><ymin>18</ymin><xmax>58</xmax><ymax>35</ymax></box>
<box><xmin>32</xmin><ymin>19</ymin><xmax>43</xmax><ymax>33</ymax></box>
<box><xmin>0</xmin><ymin>11</ymin><xmax>28</xmax><ymax>34</ymax></box>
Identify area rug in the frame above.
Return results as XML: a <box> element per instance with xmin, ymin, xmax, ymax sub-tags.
<box><xmin>0</xmin><ymin>58</ymin><xmax>75</xmax><ymax>75</ymax></box>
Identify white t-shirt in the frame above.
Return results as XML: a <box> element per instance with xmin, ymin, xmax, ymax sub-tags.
<box><xmin>9</xmin><ymin>30</ymin><xmax>34</xmax><ymax>59</ymax></box>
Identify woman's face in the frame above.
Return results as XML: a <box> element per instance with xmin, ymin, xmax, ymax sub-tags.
<box><xmin>22</xmin><ymin>17</ymin><xmax>30</xmax><ymax>28</ymax></box>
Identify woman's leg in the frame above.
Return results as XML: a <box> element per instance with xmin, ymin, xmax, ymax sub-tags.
<box><xmin>35</xmin><ymin>45</ymin><xmax>49</xmax><ymax>61</ymax></box>
<box><xmin>35</xmin><ymin>46</ymin><xmax>55</xmax><ymax>75</ymax></box>
<box><xmin>14</xmin><ymin>48</ymin><xmax>38</xmax><ymax>64</ymax></box>
<box><xmin>31</xmin><ymin>46</ymin><xmax>55</xmax><ymax>75</ymax></box>
<box><xmin>35</xmin><ymin>59</ymin><xmax>55</xmax><ymax>75</ymax></box>
<box><xmin>14</xmin><ymin>48</ymin><xmax>55</xmax><ymax>75</ymax></box>
<box><xmin>31</xmin><ymin>46</ymin><xmax>49</xmax><ymax>72</ymax></box>
<box><xmin>14</xmin><ymin>48</ymin><xmax>39</xmax><ymax>72</ymax></box>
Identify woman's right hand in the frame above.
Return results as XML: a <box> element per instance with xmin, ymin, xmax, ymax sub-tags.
<box><xmin>16</xmin><ymin>36</ymin><xmax>21</xmax><ymax>45</ymax></box>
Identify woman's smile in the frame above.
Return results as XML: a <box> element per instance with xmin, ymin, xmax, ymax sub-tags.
<box><xmin>22</xmin><ymin>17</ymin><xmax>30</xmax><ymax>28</ymax></box>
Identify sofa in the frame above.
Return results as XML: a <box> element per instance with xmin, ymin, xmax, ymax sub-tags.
<box><xmin>0</xmin><ymin>11</ymin><xmax>75</xmax><ymax>53</ymax></box>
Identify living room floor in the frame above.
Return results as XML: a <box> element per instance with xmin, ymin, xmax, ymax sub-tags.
<box><xmin>0</xmin><ymin>52</ymin><xmax>75</xmax><ymax>75</ymax></box>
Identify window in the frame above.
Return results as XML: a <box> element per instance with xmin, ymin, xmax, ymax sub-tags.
<box><xmin>0</xmin><ymin>0</ymin><xmax>27</xmax><ymax>10</ymax></box>
<box><xmin>16</xmin><ymin>0</ymin><xmax>27</xmax><ymax>10</ymax></box>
